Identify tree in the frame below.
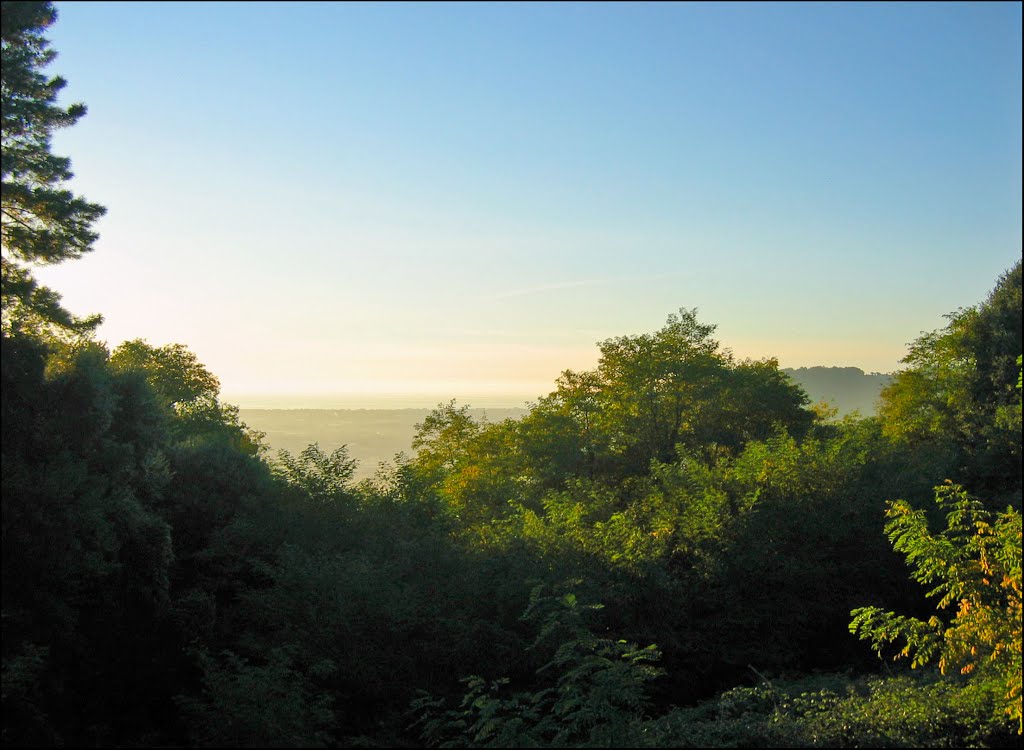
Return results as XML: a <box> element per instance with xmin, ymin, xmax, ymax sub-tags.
<box><xmin>596</xmin><ymin>308</ymin><xmax>728</xmax><ymax>471</ymax></box>
<box><xmin>274</xmin><ymin>443</ymin><xmax>358</xmax><ymax>503</ymax></box>
<box><xmin>1</xmin><ymin>1</ymin><xmax>106</xmax><ymax>335</ymax></box>
<box><xmin>879</xmin><ymin>261</ymin><xmax>1022</xmax><ymax>501</ymax></box>
<box><xmin>1</xmin><ymin>336</ymin><xmax>178</xmax><ymax>745</ymax></box>
<box><xmin>850</xmin><ymin>483</ymin><xmax>1022</xmax><ymax>733</ymax></box>
<box><xmin>522</xmin><ymin>309</ymin><xmax>812</xmax><ymax>481</ymax></box>
<box><xmin>410</xmin><ymin>400</ymin><xmax>482</xmax><ymax>480</ymax></box>
<box><xmin>110</xmin><ymin>339</ymin><xmax>221</xmax><ymax>410</ymax></box>
<box><xmin>110</xmin><ymin>338</ymin><xmax>266</xmax><ymax>455</ymax></box>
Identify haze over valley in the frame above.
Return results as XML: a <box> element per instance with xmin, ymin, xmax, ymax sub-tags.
<box><xmin>240</xmin><ymin>366</ymin><xmax>892</xmax><ymax>479</ymax></box>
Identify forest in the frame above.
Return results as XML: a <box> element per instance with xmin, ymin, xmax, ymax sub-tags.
<box><xmin>2</xmin><ymin>4</ymin><xmax>1021</xmax><ymax>747</ymax></box>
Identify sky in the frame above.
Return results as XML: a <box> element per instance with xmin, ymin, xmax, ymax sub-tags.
<box><xmin>34</xmin><ymin>1</ymin><xmax>1023</xmax><ymax>408</ymax></box>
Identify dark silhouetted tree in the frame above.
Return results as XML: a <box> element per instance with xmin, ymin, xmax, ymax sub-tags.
<box><xmin>1</xmin><ymin>1</ymin><xmax>105</xmax><ymax>335</ymax></box>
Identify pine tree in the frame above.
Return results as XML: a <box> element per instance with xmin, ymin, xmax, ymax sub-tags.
<box><xmin>1</xmin><ymin>1</ymin><xmax>105</xmax><ymax>335</ymax></box>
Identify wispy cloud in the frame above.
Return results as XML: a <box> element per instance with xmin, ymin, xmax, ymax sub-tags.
<box><xmin>489</xmin><ymin>273</ymin><xmax>675</xmax><ymax>301</ymax></box>
<box><xmin>490</xmin><ymin>279</ymin><xmax>608</xmax><ymax>300</ymax></box>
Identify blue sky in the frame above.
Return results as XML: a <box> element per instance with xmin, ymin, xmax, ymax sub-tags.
<box><xmin>36</xmin><ymin>1</ymin><xmax>1022</xmax><ymax>407</ymax></box>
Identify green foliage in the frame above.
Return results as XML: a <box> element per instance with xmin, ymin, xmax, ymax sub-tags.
<box><xmin>456</xmin><ymin>308</ymin><xmax>816</xmax><ymax>510</ymax></box>
<box><xmin>648</xmin><ymin>672</ymin><xmax>1016</xmax><ymax>748</ymax></box>
<box><xmin>412</xmin><ymin>399</ymin><xmax>482</xmax><ymax>478</ymax></box>
<box><xmin>850</xmin><ymin>483</ymin><xmax>1022</xmax><ymax>732</ymax></box>
<box><xmin>1</xmin><ymin>333</ymin><xmax>183</xmax><ymax>744</ymax></box>
<box><xmin>879</xmin><ymin>261</ymin><xmax>1022</xmax><ymax>501</ymax></box>
<box><xmin>274</xmin><ymin>442</ymin><xmax>358</xmax><ymax>501</ymax></box>
<box><xmin>793</xmin><ymin>674</ymin><xmax>1017</xmax><ymax>748</ymax></box>
<box><xmin>582</xmin><ymin>308</ymin><xmax>812</xmax><ymax>475</ymax></box>
<box><xmin>110</xmin><ymin>338</ymin><xmax>266</xmax><ymax>454</ymax></box>
<box><xmin>110</xmin><ymin>339</ymin><xmax>221</xmax><ymax>408</ymax></box>
<box><xmin>1</xmin><ymin>1</ymin><xmax>106</xmax><ymax>335</ymax></box>
<box><xmin>413</xmin><ymin>587</ymin><xmax>663</xmax><ymax>748</ymax></box>
<box><xmin>176</xmin><ymin>647</ymin><xmax>336</xmax><ymax>747</ymax></box>
<box><xmin>0</xmin><ymin>329</ymin><xmax>292</xmax><ymax>745</ymax></box>
<box><xmin>681</xmin><ymin>418</ymin><xmax>908</xmax><ymax>680</ymax></box>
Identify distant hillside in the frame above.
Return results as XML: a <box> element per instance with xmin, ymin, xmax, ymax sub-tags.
<box><xmin>783</xmin><ymin>367</ymin><xmax>892</xmax><ymax>416</ymax></box>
